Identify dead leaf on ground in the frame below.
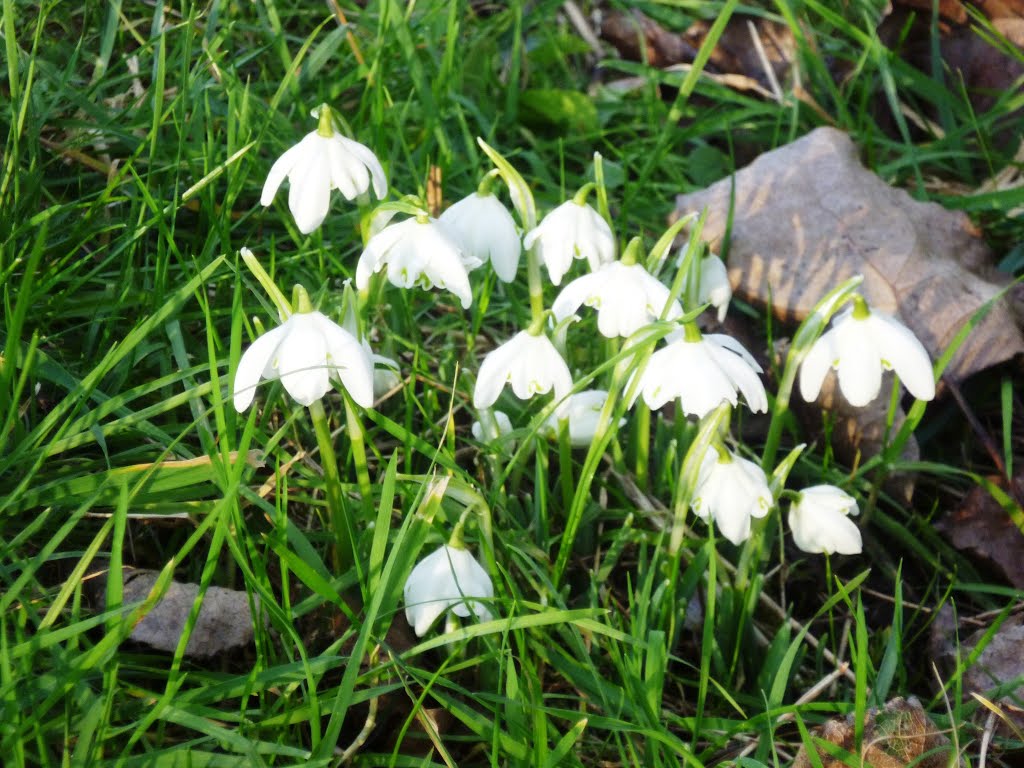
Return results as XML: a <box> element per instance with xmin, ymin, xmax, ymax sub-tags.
<box><xmin>600</xmin><ymin>9</ymin><xmax>796</xmax><ymax>96</ymax></box>
<box><xmin>672</xmin><ymin>126</ymin><xmax>1024</xmax><ymax>385</ymax></box>
<box><xmin>936</xmin><ymin>473</ymin><xmax>1024</xmax><ymax>588</ymax></box>
<box><xmin>929</xmin><ymin>604</ymin><xmax>1024</xmax><ymax>734</ymax></box>
<box><xmin>792</xmin><ymin>696</ymin><xmax>961</xmax><ymax>768</ymax></box>
<box><xmin>93</xmin><ymin>567</ymin><xmax>259</xmax><ymax>658</ymax></box>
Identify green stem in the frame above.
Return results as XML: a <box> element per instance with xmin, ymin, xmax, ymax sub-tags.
<box><xmin>344</xmin><ymin>394</ymin><xmax>374</xmax><ymax>507</ymax></box>
<box><xmin>526</xmin><ymin>246</ymin><xmax>545</xmax><ymax>324</ymax></box>
<box><xmin>309</xmin><ymin>400</ymin><xmax>355</xmax><ymax>576</ymax></box>
<box><xmin>635</xmin><ymin>402</ymin><xmax>650</xmax><ymax>490</ymax></box>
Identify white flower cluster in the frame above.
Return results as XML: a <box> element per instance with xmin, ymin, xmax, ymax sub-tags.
<box><xmin>233</xmin><ymin>108</ymin><xmax>940</xmax><ymax>637</ymax></box>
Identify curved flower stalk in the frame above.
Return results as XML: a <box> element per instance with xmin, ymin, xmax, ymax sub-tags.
<box><xmin>632</xmin><ymin>324</ymin><xmax>767</xmax><ymax>417</ymax></box>
<box><xmin>544</xmin><ymin>390</ymin><xmax>624</xmax><ymax>447</ymax></box>
<box><xmin>439</xmin><ymin>184</ymin><xmax>521</xmax><ymax>282</ymax></box>
<box><xmin>692</xmin><ymin>446</ymin><xmax>772</xmax><ymax>545</ymax></box>
<box><xmin>798</xmin><ymin>296</ymin><xmax>935</xmax><ymax>407</ymax></box>
<box><xmin>473</xmin><ymin>329</ymin><xmax>573</xmax><ymax>410</ymax></box>
<box><xmin>232</xmin><ymin>308</ymin><xmax>374</xmax><ymax>411</ymax></box>
<box><xmin>403</xmin><ymin>544</ymin><xmax>494</xmax><ymax>636</ymax></box>
<box><xmin>552</xmin><ymin>239</ymin><xmax>682</xmax><ymax>338</ymax></box>
<box><xmin>523</xmin><ymin>195</ymin><xmax>615</xmax><ymax>286</ymax></box>
<box><xmin>788</xmin><ymin>485</ymin><xmax>862</xmax><ymax>555</ymax></box>
<box><xmin>356</xmin><ymin>216</ymin><xmax>475</xmax><ymax>309</ymax></box>
<box><xmin>261</xmin><ymin>105</ymin><xmax>387</xmax><ymax>233</ymax></box>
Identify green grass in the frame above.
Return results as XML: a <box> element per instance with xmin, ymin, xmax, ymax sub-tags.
<box><xmin>2</xmin><ymin>0</ymin><xmax>1023</xmax><ymax>765</ymax></box>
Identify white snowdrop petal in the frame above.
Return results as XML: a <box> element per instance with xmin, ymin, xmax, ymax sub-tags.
<box><xmin>232</xmin><ymin>325</ymin><xmax>288</xmax><ymax>412</ymax></box>
<box><xmin>275</xmin><ymin>319</ymin><xmax>330</xmax><ymax>405</ymax></box>
<box><xmin>551</xmin><ymin>274</ymin><xmax>596</xmax><ymax>322</ymax></box>
<box><xmin>288</xmin><ymin>153</ymin><xmax>332</xmax><ymax>234</ymax></box>
<box><xmin>325</xmin><ymin>135</ymin><xmax>366</xmax><ymax>200</ymax></box>
<box><xmin>835</xmin><ymin>318</ymin><xmax>884</xmax><ymax>406</ymax></box>
<box><xmin>869</xmin><ymin>314</ymin><xmax>935</xmax><ymax>402</ymax></box>
<box><xmin>798</xmin><ymin>327</ymin><xmax>839</xmax><ymax>403</ymax></box>
<box><xmin>260</xmin><ymin>140</ymin><xmax>305</xmax><ymax>207</ymax></box>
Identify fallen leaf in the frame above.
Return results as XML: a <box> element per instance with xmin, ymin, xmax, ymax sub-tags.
<box><xmin>95</xmin><ymin>568</ymin><xmax>259</xmax><ymax>659</ymax></box>
<box><xmin>930</xmin><ymin>604</ymin><xmax>1024</xmax><ymax>732</ymax></box>
<box><xmin>599</xmin><ymin>9</ymin><xmax>796</xmax><ymax>96</ymax></box>
<box><xmin>792</xmin><ymin>696</ymin><xmax>960</xmax><ymax>768</ymax></box>
<box><xmin>936</xmin><ymin>473</ymin><xmax>1024</xmax><ymax>588</ymax></box>
<box><xmin>672</xmin><ymin>127</ymin><xmax>1024</xmax><ymax>383</ymax></box>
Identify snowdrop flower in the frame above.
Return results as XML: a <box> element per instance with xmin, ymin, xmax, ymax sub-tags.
<box><xmin>788</xmin><ymin>485</ymin><xmax>862</xmax><ymax>555</ymax></box>
<box><xmin>633</xmin><ymin>325</ymin><xmax>767</xmax><ymax>417</ymax></box>
<box><xmin>404</xmin><ymin>545</ymin><xmax>493</xmax><ymax>637</ymax></box>
<box><xmin>473</xmin><ymin>330</ymin><xmax>573</xmax><ymax>409</ymax></box>
<box><xmin>439</xmin><ymin>189</ymin><xmax>521</xmax><ymax>282</ymax></box>
<box><xmin>692</xmin><ymin>447</ymin><xmax>772</xmax><ymax>545</ymax></box>
<box><xmin>261</xmin><ymin>105</ymin><xmax>386</xmax><ymax>233</ymax></box>
<box><xmin>699</xmin><ymin>253</ymin><xmax>732</xmax><ymax>322</ymax></box>
<box><xmin>798</xmin><ymin>296</ymin><xmax>935</xmax><ymax>407</ymax></box>
<box><xmin>356</xmin><ymin>216</ymin><xmax>475</xmax><ymax>309</ymax></box>
<box><xmin>232</xmin><ymin>309</ymin><xmax>374</xmax><ymax>411</ymax></box>
<box><xmin>523</xmin><ymin>197</ymin><xmax>615</xmax><ymax>286</ymax></box>
<box><xmin>553</xmin><ymin>240</ymin><xmax>682</xmax><ymax>338</ymax></box>
<box><xmin>472</xmin><ymin>410</ymin><xmax>514</xmax><ymax>444</ymax></box>
<box><xmin>544</xmin><ymin>390</ymin><xmax>624</xmax><ymax>447</ymax></box>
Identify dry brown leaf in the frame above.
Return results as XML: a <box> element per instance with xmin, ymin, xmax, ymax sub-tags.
<box><xmin>792</xmin><ymin>696</ymin><xmax>960</xmax><ymax>768</ymax></box>
<box><xmin>936</xmin><ymin>473</ymin><xmax>1024</xmax><ymax>588</ymax></box>
<box><xmin>599</xmin><ymin>9</ymin><xmax>796</xmax><ymax>96</ymax></box>
<box><xmin>672</xmin><ymin>127</ymin><xmax>1024</xmax><ymax>383</ymax></box>
<box><xmin>94</xmin><ymin>568</ymin><xmax>259</xmax><ymax>658</ymax></box>
<box><xmin>930</xmin><ymin>603</ymin><xmax>1024</xmax><ymax>732</ymax></box>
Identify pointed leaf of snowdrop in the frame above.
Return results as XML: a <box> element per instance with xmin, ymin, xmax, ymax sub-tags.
<box><xmin>477</xmin><ymin>138</ymin><xmax>537</xmax><ymax>229</ymax></box>
<box><xmin>768</xmin><ymin>442</ymin><xmax>806</xmax><ymax>498</ymax></box>
<box><xmin>240</xmin><ymin>247</ymin><xmax>292</xmax><ymax>321</ymax></box>
<box><xmin>646</xmin><ymin>212</ymin><xmax>696</xmax><ymax>277</ymax></box>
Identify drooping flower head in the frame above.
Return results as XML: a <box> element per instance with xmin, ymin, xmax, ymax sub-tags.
<box><xmin>692</xmin><ymin>446</ymin><xmax>772</xmax><ymax>545</ymax></box>
<box><xmin>356</xmin><ymin>215</ymin><xmax>475</xmax><ymax>309</ymax></box>
<box><xmin>261</xmin><ymin>105</ymin><xmax>387</xmax><ymax>233</ymax></box>
<box><xmin>523</xmin><ymin>190</ymin><xmax>615</xmax><ymax>285</ymax></box>
<box><xmin>799</xmin><ymin>295</ymin><xmax>935</xmax><ymax>408</ymax></box>
<box><xmin>788</xmin><ymin>485</ymin><xmax>862</xmax><ymax>555</ymax></box>
<box><xmin>677</xmin><ymin>245</ymin><xmax>733</xmax><ymax>323</ymax></box>
<box><xmin>632</xmin><ymin>324</ymin><xmax>767</xmax><ymax>417</ymax></box>
<box><xmin>439</xmin><ymin>179</ymin><xmax>522</xmax><ymax>282</ymax></box>
<box><xmin>553</xmin><ymin>238</ymin><xmax>682</xmax><ymax>338</ymax></box>
<box><xmin>473</xmin><ymin>328</ymin><xmax>573</xmax><ymax>410</ymax></box>
<box><xmin>544</xmin><ymin>389</ymin><xmax>624</xmax><ymax>447</ymax></box>
<box><xmin>232</xmin><ymin>293</ymin><xmax>375</xmax><ymax>411</ymax></box>
<box><xmin>403</xmin><ymin>544</ymin><xmax>494</xmax><ymax>637</ymax></box>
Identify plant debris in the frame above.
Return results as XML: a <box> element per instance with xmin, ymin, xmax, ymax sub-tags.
<box><xmin>672</xmin><ymin>127</ymin><xmax>1024</xmax><ymax>384</ymax></box>
<box><xmin>792</xmin><ymin>696</ymin><xmax>960</xmax><ymax>768</ymax></box>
